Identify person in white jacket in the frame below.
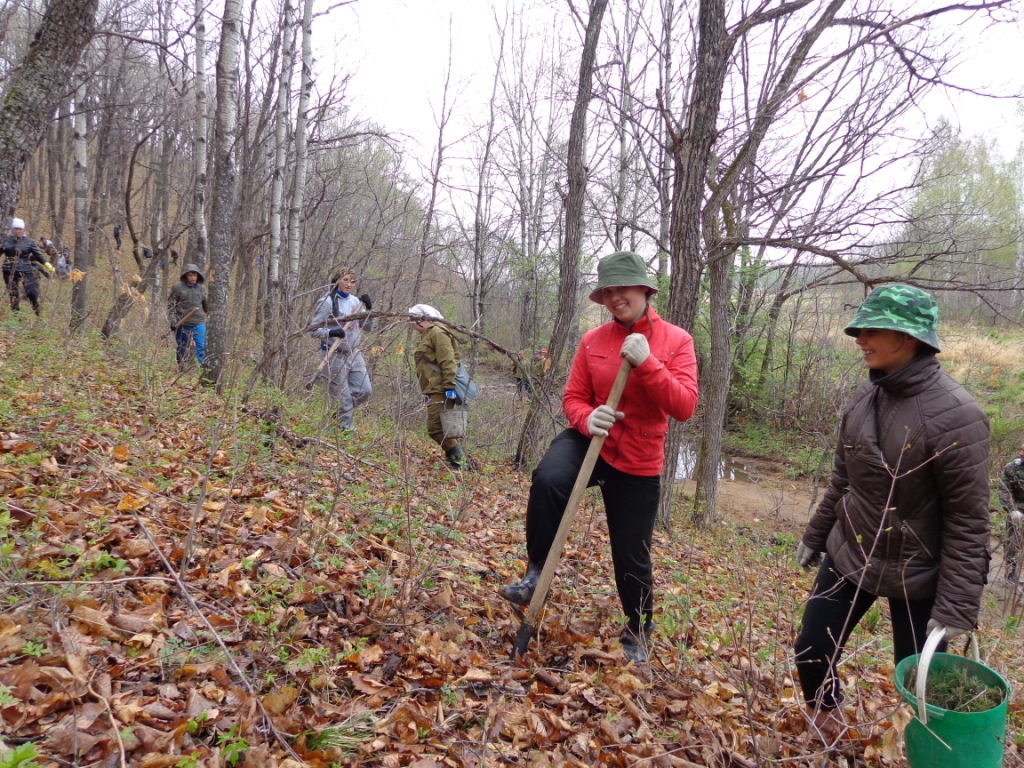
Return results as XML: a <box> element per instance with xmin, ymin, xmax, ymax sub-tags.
<box><xmin>308</xmin><ymin>269</ymin><xmax>374</xmax><ymax>431</ymax></box>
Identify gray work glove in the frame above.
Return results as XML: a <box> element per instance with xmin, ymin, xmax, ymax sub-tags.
<box><xmin>620</xmin><ymin>333</ymin><xmax>650</xmax><ymax>367</ymax></box>
<box><xmin>926</xmin><ymin>618</ymin><xmax>969</xmax><ymax>642</ymax></box>
<box><xmin>1010</xmin><ymin>510</ymin><xmax>1024</xmax><ymax>526</ymax></box>
<box><xmin>797</xmin><ymin>542</ymin><xmax>821</xmax><ymax>571</ymax></box>
<box><xmin>586</xmin><ymin>404</ymin><xmax>623</xmax><ymax>437</ymax></box>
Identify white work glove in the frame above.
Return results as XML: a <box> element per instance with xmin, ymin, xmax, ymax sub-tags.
<box><xmin>586</xmin><ymin>404</ymin><xmax>623</xmax><ymax>437</ymax></box>
<box><xmin>926</xmin><ymin>618</ymin><xmax>969</xmax><ymax>642</ymax></box>
<box><xmin>1010</xmin><ymin>510</ymin><xmax>1024</xmax><ymax>526</ymax></box>
<box><xmin>620</xmin><ymin>333</ymin><xmax>650</xmax><ymax>367</ymax></box>
<box><xmin>796</xmin><ymin>542</ymin><xmax>821</xmax><ymax>571</ymax></box>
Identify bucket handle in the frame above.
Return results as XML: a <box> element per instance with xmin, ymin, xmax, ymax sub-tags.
<box><xmin>914</xmin><ymin>627</ymin><xmax>979</xmax><ymax>726</ymax></box>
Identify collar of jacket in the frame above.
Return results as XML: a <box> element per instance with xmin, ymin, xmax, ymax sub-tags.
<box><xmin>334</xmin><ymin>289</ymin><xmax>350</xmax><ymax>299</ymax></box>
<box><xmin>869</xmin><ymin>353</ymin><xmax>940</xmax><ymax>396</ymax></box>
<box><xmin>613</xmin><ymin>305</ymin><xmax>658</xmax><ymax>336</ymax></box>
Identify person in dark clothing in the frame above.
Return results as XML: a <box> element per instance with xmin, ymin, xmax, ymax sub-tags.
<box><xmin>113</xmin><ymin>225</ymin><xmax>122</xmax><ymax>248</ymax></box>
<box><xmin>512</xmin><ymin>351</ymin><xmax>533</xmax><ymax>396</ymax></box>
<box><xmin>998</xmin><ymin>443</ymin><xmax>1024</xmax><ymax>582</ymax></box>
<box><xmin>167</xmin><ymin>264</ymin><xmax>209</xmax><ymax>367</ymax></box>
<box><xmin>794</xmin><ymin>284</ymin><xmax>990</xmax><ymax>746</ymax></box>
<box><xmin>2</xmin><ymin>218</ymin><xmax>52</xmax><ymax>316</ymax></box>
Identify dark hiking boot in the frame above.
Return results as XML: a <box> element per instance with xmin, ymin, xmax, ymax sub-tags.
<box><xmin>498</xmin><ymin>561</ymin><xmax>542</xmax><ymax>606</ymax></box>
<box><xmin>445</xmin><ymin>446</ymin><xmax>464</xmax><ymax>470</ymax></box>
<box><xmin>621</xmin><ymin>623</ymin><xmax>653</xmax><ymax>664</ymax></box>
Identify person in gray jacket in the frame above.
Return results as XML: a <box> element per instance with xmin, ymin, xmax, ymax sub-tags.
<box><xmin>167</xmin><ymin>264</ymin><xmax>208</xmax><ymax>367</ymax></box>
<box><xmin>794</xmin><ymin>284</ymin><xmax>990</xmax><ymax>745</ymax></box>
<box><xmin>308</xmin><ymin>268</ymin><xmax>373</xmax><ymax>431</ymax></box>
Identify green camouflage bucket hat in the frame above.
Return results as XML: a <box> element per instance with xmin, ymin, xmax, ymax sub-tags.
<box><xmin>588</xmin><ymin>251</ymin><xmax>659</xmax><ymax>304</ymax></box>
<box><xmin>844</xmin><ymin>284</ymin><xmax>941</xmax><ymax>352</ymax></box>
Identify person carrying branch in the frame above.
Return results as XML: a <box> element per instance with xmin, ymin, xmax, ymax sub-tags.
<box><xmin>794</xmin><ymin>285</ymin><xmax>990</xmax><ymax>745</ymax></box>
<box><xmin>308</xmin><ymin>268</ymin><xmax>374</xmax><ymax>432</ymax></box>
<box><xmin>2</xmin><ymin>217</ymin><xmax>52</xmax><ymax>316</ymax></box>
<box><xmin>498</xmin><ymin>251</ymin><xmax>699</xmax><ymax>663</ymax></box>
<box><xmin>409</xmin><ymin>303</ymin><xmax>467</xmax><ymax>470</ymax></box>
<box><xmin>167</xmin><ymin>263</ymin><xmax>209</xmax><ymax>368</ymax></box>
<box><xmin>998</xmin><ymin>442</ymin><xmax>1024</xmax><ymax>583</ymax></box>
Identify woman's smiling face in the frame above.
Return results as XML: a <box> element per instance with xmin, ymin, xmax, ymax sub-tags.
<box><xmin>854</xmin><ymin>328</ymin><xmax>920</xmax><ymax>373</ymax></box>
<box><xmin>600</xmin><ymin>285</ymin><xmax>649</xmax><ymax>325</ymax></box>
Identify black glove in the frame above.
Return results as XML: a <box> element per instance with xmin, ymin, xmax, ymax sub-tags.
<box><xmin>359</xmin><ymin>293</ymin><xmax>372</xmax><ymax>311</ymax></box>
<box><xmin>328</xmin><ymin>328</ymin><xmax>346</xmax><ymax>339</ymax></box>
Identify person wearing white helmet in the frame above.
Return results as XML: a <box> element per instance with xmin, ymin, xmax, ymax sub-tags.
<box><xmin>2</xmin><ymin>217</ymin><xmax>51</xmax><ymax>316</ymax></box>
<box><xmin>409</xmin><ymin>303</ymin><xmax>467</xmax><ymax>470</ymax></box>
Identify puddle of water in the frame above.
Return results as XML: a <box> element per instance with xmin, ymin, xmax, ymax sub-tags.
<box><xmin>676</xmin><ymin>444</ymin><xmax>753</xmax><ymax>482</ymax></box>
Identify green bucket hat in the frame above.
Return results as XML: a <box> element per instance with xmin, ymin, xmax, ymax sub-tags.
<box><xmin>844</xmin><ymin>284</ymin><xmax>941</xmax><ymax>353</ymax></box>
<box><xmin>588</xmin><ymin>251</ymin><xmax>659</xmax><ymax>304</ymax></box>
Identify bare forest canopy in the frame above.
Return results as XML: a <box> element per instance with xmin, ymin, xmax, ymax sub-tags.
<box><xmin>1</xmin><ymin>0</ymin><xmax>1023</xmax><ymax>520</ymax></box>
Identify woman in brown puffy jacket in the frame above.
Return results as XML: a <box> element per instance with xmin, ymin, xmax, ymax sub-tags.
<box><xmin>794</xmin><ymin>284</ymin><xmax>990</xmax><ymax>744</ymax></box>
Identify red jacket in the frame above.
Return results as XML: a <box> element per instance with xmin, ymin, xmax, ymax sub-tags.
<box><xmin>564</xmin><ymin>308</ymin><xmax>699</xmax><ymax>475</ymax></box>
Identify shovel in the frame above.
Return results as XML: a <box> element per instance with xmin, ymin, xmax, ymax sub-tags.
<box><xmin>512</xmin><ymin>356</ymin><xmax>633</xmax><ymax>659</ymax></box>
<box><xmin>304</xmin><ymin>336</ymin><xmax>343</xmax><ymax>390</ymax></box>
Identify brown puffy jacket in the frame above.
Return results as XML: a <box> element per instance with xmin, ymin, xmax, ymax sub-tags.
<box><xmin>802</xmin><ymin>354</ymin><xmax>991</xmax><ymax>631</ymax></box>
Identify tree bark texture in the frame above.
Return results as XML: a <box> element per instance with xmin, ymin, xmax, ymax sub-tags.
<box><xmin>0</xmin><ymin>0</ymin><xmax>97</xmax><ymax>221</ymax></box>
<box><xmin>203</xmin><ymin>0</ymin><xmax>242</xmax><ymax>386</ymax></box>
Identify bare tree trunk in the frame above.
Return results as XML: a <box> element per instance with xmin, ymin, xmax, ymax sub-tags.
<box><xmin>657</xmin><ymin>0</ymin><xmax>729</xmax><ymax>525</ymax></box>
<box><xmin>0</xmin><ymin>0</ymin><xmax>97</xmax><ymax>220</ymax></box>
<box><xmin>70</xmin><ymin>75</ymin><xmax>91</xmax><ymax>332</ymax></box>
<box><xmin>470</xmin><ymin>24</ymin><xmax>506</xmax><ymax>343</ymax></box>
<box><xmin>412</xmin><ymin>50</ymin><xmax>455</xmax><ymax>306</ymax></box>
<box><xmin>285</xmin><ymin>0</ymin><xmax>313</xmax><ymax>300</ymax></box>
<box><xmin>265</xmin><ymin>0</ymin><xmax>294</xmax><ymax>383</ymax></box>
<box><xmin>192</xmin><ymin>0</ymin><xmax>209</xmax><ymax>268</ymax></box>
<box><xmin>516</xmin><ymin>0</ymin><xmax>608</xmax><ymax>468</ymax></box>
<box><xmin>203</xmin><ymin>0</ymin><xmax>242</xmax><ymax>386</ymax></box>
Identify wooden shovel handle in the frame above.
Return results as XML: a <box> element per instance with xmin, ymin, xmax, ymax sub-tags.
<box><xmin>514</xmin><ymin>356</ymin><xmax>633</xmax><ymax>657</ymax></box>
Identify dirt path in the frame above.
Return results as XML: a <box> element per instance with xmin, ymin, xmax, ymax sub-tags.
<box><xmin>680</xmin><ymin>457</ymin><xmax>822</xmax><ymax>534</ymax></box>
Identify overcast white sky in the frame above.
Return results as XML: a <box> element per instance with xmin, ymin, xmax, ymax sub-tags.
<box><xmin>329</xmin><ymin>2</ymin><xmax>1023</xmax><ymax>166</ymax></box>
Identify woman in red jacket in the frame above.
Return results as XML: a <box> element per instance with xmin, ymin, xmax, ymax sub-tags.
<box><xmin>499</xmin><ymin>251</ymin><xmax>699</xmax><ymax>662</ymax></box>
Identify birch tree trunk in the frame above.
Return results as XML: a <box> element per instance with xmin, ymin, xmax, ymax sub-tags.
<box><xmin>203</xmin><ymin>0</ymin><xmax>242</xmax><ymax>386</ymax></box>
<box><xmin>192</xmin><ymin>0</ymin><xmax>209</xmax><ymax>268</ymax></box>
<box><xmin>265</xmin><ymin>0</ymin><xmax>294</xmax><ymax>382</ymax></box>
<box><xmin>70</xmin><ymin>76</ymin><xmax>91</xmax><ymax>332</ymax></box>
<box><xmin>285</xmin><ymin>0</ymin><xmax>313</xmax><ymax>299</ymax></box>
<box><xmin>0</xmin><ymin>0</ymin><xmax>97</xmax><ymax>220</ymax></box>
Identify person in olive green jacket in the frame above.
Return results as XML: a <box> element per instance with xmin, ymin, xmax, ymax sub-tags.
<box><xmin>409</xmin><ymin>303</ymin><xmax>465</xmax><ymax>470</ymax></box>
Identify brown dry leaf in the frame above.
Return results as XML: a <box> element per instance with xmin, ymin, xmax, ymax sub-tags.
<box><xmin>70</xmin><ymin>604</ymin><xmax>121</xmax><ymax>641</ymax></box>
<box><xmin>117</xmin><ymin>493</ymin><xmax>149</xmax><ymax>511</ymax></box>
<box><xmin>141</xmin><ymin>756</ymin><xmax>189</xmax><ymax>768</ymax></box>
<box><xmin>47</xmin><ymin>725</ymin><xmax>105</xmax><ymax>757</ymax></box>
<box><xmin>261</xmin><ymin>685</ymin><xmax>299</xmax><ymax>715</ymax></box>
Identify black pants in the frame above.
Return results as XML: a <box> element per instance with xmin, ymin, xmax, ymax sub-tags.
<box><xmin>3</xmin><ymin>264</ymin><xmax>40</xmax><ymax>314</ymax></box>
<box><xmin>794</xmin><ymin>556</ymin><xmax>943</xmax><ymax>710</ymax></box>
<box><xmin>525</xmin><ymin>428</ymin><xmax>660</xmax><ymax>634</ymax></box>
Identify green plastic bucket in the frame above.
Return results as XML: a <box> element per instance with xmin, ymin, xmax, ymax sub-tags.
<box><xmin>894</xmin><ymin>630</ymin><xmax>1010</xmax><ymax>768</ymax></box>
